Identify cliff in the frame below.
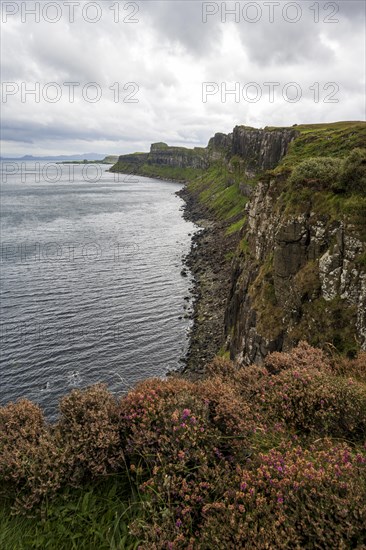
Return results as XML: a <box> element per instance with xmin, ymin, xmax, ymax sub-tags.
<box><xmin>224</xmin><ymin>122</ymin><xmax>366</xmax><ymax>364</ymax></box>
<box><xmin>225</xmin><ymin>177</ymin><xmax>366</xmax><ymax>364</ymax></box>
<box><xmin>110</xmin><ymin>142</ymin><xmax>209</xmax><ymax>181</ymax></box>
<box><xmin>111</xmin><ymin>121</ymin><xmax>366</xmax><ymax>367</ymax></box>
<box><xmin>110</xmin><ymin>127</ymin><xmax>298</xmax><ymax>179</ymax></box>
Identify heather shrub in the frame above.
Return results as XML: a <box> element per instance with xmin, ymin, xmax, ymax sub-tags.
<box><xmin>196</xmin><ymin>376</ymin><xmax>259</xmax><ymax>445</ymax></box>
<box><xmin>264</xmin><ymin>341</ymin><xmax>331</xmax><ymax>374</ymax></box>
<box><xmin>119</xmin><ymin>377</ymin><xmax>223</xmax><ymax>468</ymax></box>
<box><xmin>200</xmin><ymin>443</ymin><xmax>366</xmax><ymax>549</ymax></box>
<box><xmin>0</xmin><ymin>400</ymin><xmax>65</xmax><ymax>512</ymax></box>
<box><xmin>331</xmin><ymin>351</ymin><xmax>366</xmax><ymax>382</ymax></box>
<box><xmin>57</xmin><ymin>384</ymin><xmax>123</xmax><ymax>483</ymax></box>
<box><xmin>204</xmin><ymin>356</ymin><xmax>236</xmax><ymax>378</ymax></box>
<box><xmin>205</xmin><ymin>359</ymin><xmax>270</xmax><ymax>415</ymax></box>
<box><xmin>264</xmin><ymin>367</ymin><xmax>366</xmax><ymax>441</ymax></box>
<box><xmin>120</xmin><ymin>378</ymin><xmax>231</xmax><ymax>548</ymax></box>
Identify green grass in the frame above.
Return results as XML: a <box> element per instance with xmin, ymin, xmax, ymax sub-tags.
<box><xmin>239</xmin><ymin>237</ymin><xmax>249</xmax><ymax>255</ymax></box>
<box><xmin>226</xmin><ymin>217</ymin><xmax>246</xmax><ymax>235</ymax></box>
<box><xmin>0</xmin><ymin>476</ymin><xmax>141</xmax><ymax>550</ymax></box>
<box><xmin>110</xmin><ymin>161</ymin><xmax>203</xmax><ymax>182</ymax></box>
<box><xmin>138</xmin><ymin>163</ymin><xmax>204</xmax><ymax>182</ymax></box>
<box><xmin>276</xmin><ymin>121</ymin><xmax>366</xmax><ymax>171</ymax></box>
<box><xmin>188</xmin><ymin>162</ymin><xmax>250</xmax><ymax>221</ymax></box>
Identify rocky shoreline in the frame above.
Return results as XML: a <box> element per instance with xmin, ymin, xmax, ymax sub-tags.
<box><xmin>176</xmin><ymin>185</ymin><xmax>239</xmax><ymax>379</ymax></box>
<box><xmin>108</xmin><ymin>166</ymin><xmax>238</xmax><ymax>376</ymax></box>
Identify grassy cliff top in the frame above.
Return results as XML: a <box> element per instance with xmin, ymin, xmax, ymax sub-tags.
<box><xmin>279</xmin><ymin>121</ymin><xmax>366</xmax><ymax>168</ymax></box>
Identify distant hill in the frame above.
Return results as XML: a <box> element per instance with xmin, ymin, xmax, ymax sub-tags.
<box><xmin>0</xmin><ymin>153</ymin><xmax>108</xmax><ymax>161</ymax></box>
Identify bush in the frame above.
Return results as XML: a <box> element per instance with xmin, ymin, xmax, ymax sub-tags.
<box><xmin>200</xmin><ymin>442</ymin><xmax>366</xmax><ymax>549</ymax></box>
<box><xmin>331</xmin><ymin>351</ymin><xmax>366</xmax><ymax>382</ymax></box>
<box><xmin>0</xmin><ymin>386</ymin><xmax>125</xmax><ymax>512</ymax></box>
<box><xmin>0</xmin><ymin>400</ymin><xmax>65</xmax><ymax>512</ymax></box>
<box><xmin>1</xmin><ymin>344</ymin><xmax>366</xmax><ymax>549</ymax></box>
<box><xmin>120</xmin><ymin>378</ymin><xmax>228</xmax><ymax>548</ymax></box>
<box><xmin>339</xmin><ymin>148</ymin><xmax>366</xmax><ymax>194</ymax></box>
<box><xmin>264</xmin><ymin>341</ymin><xmax>330</xmax><ymax>374</ymax></box>
<box><xmin>57</xmin><ymin>384</ymin><xmax>123</xmax><ymax>483</ymax></box>
<box><xmin>263</xmin><ymin>367</ymin><xmax>366</xmax><ymax>441</ymax></box>
<box><xmin>289</xmin><ymin>157</ymin><xmax>342</xmax><ymax>191</ymax></box>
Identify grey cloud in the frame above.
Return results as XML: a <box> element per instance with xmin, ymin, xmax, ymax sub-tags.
<box><xmin>140</xmin><ymin>0</ymin><xmax>224</xmax><ymax>55</ymax></box>
<box><xmin>0</xmin><ymin>0</ymin><xmax>364</xmax><ymax>155</ymax></box>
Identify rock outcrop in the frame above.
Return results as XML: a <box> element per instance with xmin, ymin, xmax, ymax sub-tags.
<box><xmin>110</xmin><ymin>143</ymin><xmax>209</xmax><ymax>173</ymax></box>
<box><xmin>110</xmin><ymin>127</ymin><xmax>297</xmax><ymax>176</ymax></box>
<box><xmin>225</xmin><ymin>179</ymin><xmax>366</xmax><ymax>364</ymax></box>
<box><xmin>231</xmin><ymin>126</ymin><xmax>298</xmax><ymax>174</ymax></box>
<box><xmin>148</xmin><ymin>143</ymin><xmax>209</xmax><ymax>169</ymax></box>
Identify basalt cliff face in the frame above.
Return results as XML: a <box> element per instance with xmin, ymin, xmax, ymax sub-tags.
<box><xmin>111</xmin><ymin>127</ymin><xmax>298</xmax><ymax>176</ymax></box>
<box><xmin>231</xmin><ymin>126</ymin><xmax>298</xmax><ymax>174</ymax></box>
<box><xmin>111</xmin><ymin>122</ymin><xmax>366</xmax><ymax>369</ymax></box>
<box><xmin>225</xmin><ymin>178</ymin><xmax>366</xmax><ymax>365</ymax></box>
<box><xmin>110</xmin><ymin>142</ymin><xmax>209</xmax><ymax>175</ymax></box>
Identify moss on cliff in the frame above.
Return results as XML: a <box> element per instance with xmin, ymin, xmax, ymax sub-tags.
<box><xmin>287</xmin><ymin>296</ymin><xmax>359</xmax><ymax>356</ymax></box>
<box><xmin>249</xmin><ymin>256</ymin><xmax>283</xmax><ymax>342</ymax></box>
<box><xmin>187</xmin><ymin>161</ymin><xmax>250</xmax><ymax>221</ymax></box>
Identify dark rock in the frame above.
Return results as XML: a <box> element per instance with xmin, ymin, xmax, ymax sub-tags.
<box><xmin>231</xmin><ymin>126</ymin><xmax>298</xmax><ymax>172</ymax></box>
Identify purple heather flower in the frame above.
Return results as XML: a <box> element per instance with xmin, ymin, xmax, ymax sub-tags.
<box><xmin>176</xmin><ymin>519</ymin><xmax>183</xmax><ymax>528</ymax></box>
<box><xmin>182</xmin><ymin>409</ymin><xmax>191</xmax><ymax>419</ymax></box>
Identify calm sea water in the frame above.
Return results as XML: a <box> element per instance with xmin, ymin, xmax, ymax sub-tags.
<box><xmin>0</xmin><ymin>162</ymin><xmax>196</xmax><ymax>419</ymax></box>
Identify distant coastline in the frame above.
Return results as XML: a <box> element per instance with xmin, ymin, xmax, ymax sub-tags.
<box><xmin>0</xmin><ymin>154</ymin><xmax>116</xmax><ymax>162</ymax></box>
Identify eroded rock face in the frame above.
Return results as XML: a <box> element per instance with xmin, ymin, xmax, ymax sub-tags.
<box><xmin>225</xmin><ymin>180</ymin><xmax>366</xmax><ymax>364</ymax></box>
<box><xmin>112</xmin><ymin>126</ymin><xmax>298</xmax><ymax>176</ymax></box>
<box><xmin>318</xmin><ymin>230</ymin><xmax>366</xmax><ymax>345</ymax></box>
<box><xmin>148</xmin><ymin>143</ymin><xmax>209</xmax><ymax>169</ymax></box>
<box><xmin>207</xmin><ymin>132</ymin><xmax>233</xmax><ymax>160</ymax></box>
<box><xmin>232</xmin><ymin>127</ymin><xmax>298</xmax><ymax>173</ymax></box>
<box><xmin>113</xmin><ymin>143</ymin><xmax>209</xmax><ymax>172</ymax></box>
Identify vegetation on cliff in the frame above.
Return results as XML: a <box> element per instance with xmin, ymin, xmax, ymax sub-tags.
<box><xmin>1</xmin><ymin>344</ymin><xmax>366</xmax><ymax>548</ymax></box>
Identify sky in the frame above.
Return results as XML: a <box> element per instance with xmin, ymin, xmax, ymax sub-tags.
<box><xmin>1</xmin><ymin>0</ymin><xmax>365</xmax><ymax>156</ymax></box>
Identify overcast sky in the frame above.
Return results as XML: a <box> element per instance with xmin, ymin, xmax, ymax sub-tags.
<box><xmin>1</xmin><ymin>0</ymin><xmax>365</xmax><ymax>156</ymax></box>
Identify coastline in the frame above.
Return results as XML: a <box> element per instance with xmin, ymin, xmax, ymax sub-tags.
<box><xmin>107</xmin><ymin>167</ymin><xmax>239</xmax><ymax>377</ymax></box>
<box><xmin>176</xmin><ymin>185</ymin><xmax>239</xmax><ymax>379</ymax></box>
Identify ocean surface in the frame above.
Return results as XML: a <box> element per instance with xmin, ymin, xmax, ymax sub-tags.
<box><xmin>0</xmin><ymin>161</ymin><xmax>197</xmax><ymax>419</ymax></box>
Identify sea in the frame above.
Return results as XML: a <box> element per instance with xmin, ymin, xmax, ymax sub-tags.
<box><xmin>0</xmin><ymin>161</ymin><xmax>197</xmax><ymax>419</ymax></box>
